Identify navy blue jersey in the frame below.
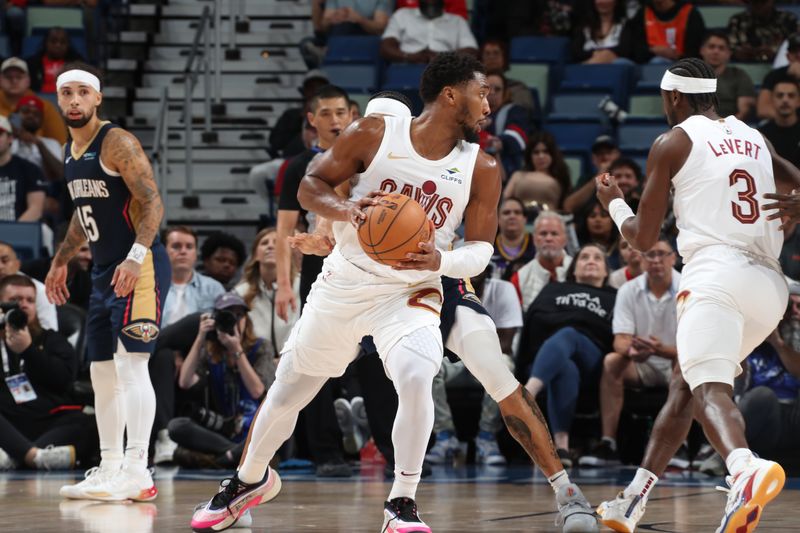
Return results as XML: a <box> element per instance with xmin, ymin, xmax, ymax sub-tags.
<box><xmin>65</xmin><ymin>122</ymin><xmax>154</xmax><ymax>266</ymax></box>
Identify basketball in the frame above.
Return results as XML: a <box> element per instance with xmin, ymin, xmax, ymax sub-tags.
<box><xmin>358</xmin><ymin>193</ymin><xmax>431</xmax><ymax>267</ymax></box>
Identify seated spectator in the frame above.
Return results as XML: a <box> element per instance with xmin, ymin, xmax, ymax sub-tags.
<box><xmin>0</xmin><ymin>275</ymin><xmax>97</xmax><ymax>470</ymax></box>
<box><xmin>169</xmin><ymin>292</ymin><xmax>276</xmax><ymax>469</ymax></box>
<box><xmin>426</xmin><ymin>266</ymin><xmax>523</xmax><ymax>466</ymax></box>
<box><xmin>510</xmin><ymin>211</ymin><xmax>573</xmax><ymax>311</ymax></box>
<box><xmin>268</xmin><ymin>70</ymin><xmax>329</xmax><ymax>159</ymax></box>
<box><xmin>199</xmin><ymin>231</ymin><xmax>247</xmax><ymax>289</ymax></box>
<box><xmin>759</xmin><ymin>79</ymin><xmax>800</xmax><ymax>168</ymax></box>
<box><xmin>11</xmin><ymin>95</ymin><xmax>63</xmax><ymax>181</ymax></box>
<box><xmin>608</xmin><ymin>157</ymin><xmax>643</xmax><ymax>205</ymax></box>
<box><xmin>479</xmin><ymin>40</ymin><xmax>535</xmax><ymax>111</ymax></box>
<box><xmin>0</xmin><ymin>58</ymin><xmax>67</xmax><ymax>144</ymax></box>
<box><xmin>162</xmin><ymin>226</ymin><xmax>225</xmax><ymax>327</ymax></box>
<box><xmin>491</xmin><ymin>197</ymin><xmax>536</xmax><ymax>281</ymax></box>
<box><xmin>26</xmin><ymin>27</ymin><xmax>84</xmax><ymax>94</ymax></box>
<box><xmin>503</xmin><ymin>131</ymin><xmax>571</xmax><ymax>212</ymax></box>
<box><xmin>780</xmin><ymin>221</ymin><xmax>800</xmax><ymax>281</ymax></box>
<box><xmin>608</xmin><ymin>238</ymin><xmax>643</xmax><ymax>288</ymax></box>
<box><xmin>234</xmin><ymin>227</ymin><xmax>301</xmax><ymax>353</ymax></box>
<box><xmin>349</xmin><ymin>99</ymin><xmax>361</xmax><ymax>120</ymax></box>
<box><xmin>563</xmin><ymin>135</ymin><xmax>621</xmax><ymax>214</ymax></box>
<box><xmin>2</xmin><ymin>2</ymin><xmax>25</xmax><ymax>57</ymax></box>
<box><xmin>396</xmin><ymin>0</ymin><xmax>468</xmax><ymax>19</ymax></box>
<box><xmin>379</xmin><ymin>1</ymin><xmax>478</xmax><ymax>63</ymax></box>
<box><xmin>482</xmin><ymin>1</ymin><xmax>546</xmax><ymax>41</ymax></box>
<box><xmin>700</xmin><ymin>30</ymin><xmax>755</xmax><ymax>120</ymax></box>
<box><xmin>576</xmin><ymin>198</ymin><xmax>621</xmax><ymax>269</ymax></box>
<box><xmin>0</xmin><ymin>115</ymin><xmax>46</xmax><ymax>223</ymax></box>
<box><xmin>0</xmin><ymin>241</ymin><xmax>57</xmax><ymax>330</ymax></box>
<box><xmin>516</xmin><ymin>244</ymin><xmax>616</xmax><ymax>464</ymax></box>
<box><xmin>757</xmin><ymin>32</ymin><xmax>800</xmax><ymax>120</ymax></box>
<box><xmin>580</xmin><ymin>238</ymin><xmax>679</xmax><ymax>467</ymax></box>
<box><xmin>300</xmin><ymin>0</ymin><xmax>327</xmax><ymax>68</ymax></box>
<box><xmin>627</xmin><ymin>0</ymin><xmax>705</xmax><ymax>64</ymax></box>
<box><xmin>322</xmin><ymin>0</ymin><xmax>391</xmax><ymax>36</ymax></box>
<box><xmin>728</xmin><ymin>0</ymin><xmax>797</xmax><ymax>63</ymax></box>
<box><xmin>481</xmin><ymin>72</ymin><xmax>531</xmax><ymax>178</ymax></box>
<box><xmin>570</xmin><ymin>0</ymin><xmax>634</xmax><ymax>64</ymax></box>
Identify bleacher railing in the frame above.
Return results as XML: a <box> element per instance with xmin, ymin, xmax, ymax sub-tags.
<box><xmin>151</xmin><ymin>87</ymin><xmax>169</xmax><ymax>227</ymax></box>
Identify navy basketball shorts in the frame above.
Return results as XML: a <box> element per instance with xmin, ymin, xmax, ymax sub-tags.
<box><xmin>439</xmin><ymin>276</ymin><xmax>490</xmax><ymax>362</ymax></box>
<box><xmin>86</xmin><ymin>243</ymin><xmax>171</xmax><ymax>361</ymax></box>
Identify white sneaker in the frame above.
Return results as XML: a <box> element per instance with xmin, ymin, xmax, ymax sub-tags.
<box><xmin>597</xmin><ymin>491</ymin><xmax>647</xmax><ymax>533</ymax></box>
<box><xmin>84</xmin><ymin>465</ymin><xmax>158</xmax><ymax>502</ymax></box>
<box><xmin>424</xmin><ymin>430</ymin><xmax>460</xmax><ymax>464</ymax></box>
<box><xmin>60</xmin><ymin>465</ymin><xmax>119</xmax><ymax>499</ymax></box>
<box><xmin>0</xmin><ymin>447</ymin><xmax>17</xmax><ymax>470</ymax></box>
<box><xmin>33</xmin><ymin>445</ymin><xmax>75</xmax><ymax>470</ymax></box>
<box><xmin>334</xmin><ymin>398</ymin><xmax>364</xmax><ymax>454</ymax></box>
<box><xmin>715</xmin><ymin>458</ymin><xmax>785</xmax><ymax>533</ymax></box>
<box><xmin>193</xmin><ymin>501</ymin><xmax>253</xmax><ymax>528</ymax></box>
<box><xmin>475</xmin><ymin>433</ymin><xmax>507</xmax><ymax>466</ymax></box>
<box><xmin>153</xmin><ymin>433</ymin><xmax>178</xmax><ymax>465</ymax></box>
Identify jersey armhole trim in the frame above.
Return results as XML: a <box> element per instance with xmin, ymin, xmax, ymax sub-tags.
<box><xmin>99</xmin><ymin>157</ymin><xmax>121</xmax><ymax>177</ymax></box>
<box><xmin>356</xmin><ymin>115</ymin><xmax>391</xmax><ymax>180</ymax></box>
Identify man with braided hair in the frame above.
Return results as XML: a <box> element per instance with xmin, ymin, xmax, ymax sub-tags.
<box><xmin>595</xmin><ymin>57</ymin><xmax>800</xmax><ymax>533</ymax></box>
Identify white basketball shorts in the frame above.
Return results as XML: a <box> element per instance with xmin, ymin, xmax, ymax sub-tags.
<box><xmin>281</xmin><ymin>249</ymin><xmax>444</xmax><ymax>377</ymax></box>
<box><xmin>676</xmin><ymin>245</ymin><xmax>788</xmax><ymax>391</ymax></box>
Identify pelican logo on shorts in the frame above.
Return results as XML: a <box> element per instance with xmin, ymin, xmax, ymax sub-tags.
<box><xmin>407</xmin><ymin>288</ymin><xmax>443</xmax><ymax>316</ymax></box>
<box><xmin>122</xmin><ymin>322</ymin><xmax>160</xmax><ymax>343</ymax></box>
<box><xmin>463</xmin><ymin>293</ymin><xmax>481</xmax><ymax>305</ymax></box>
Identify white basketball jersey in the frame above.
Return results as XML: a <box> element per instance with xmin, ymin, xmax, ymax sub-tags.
<box><xmin>671</xmin><ymin>115</ymin><xmax>782</xmax><ymax>263</ymax></box>
<box><xmin>332</xmin><ymin>115</ymin><xmax>479</xmax><ymax>284</ymax></box>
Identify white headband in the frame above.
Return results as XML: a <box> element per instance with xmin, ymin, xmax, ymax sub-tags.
<box><xmin>660</xmin><ymin>70</ymin><xmax>716</xmax><ymax>94</ymax></box>
<box><xmin>56</xmin><ymin>69</ymin><xmax>100</xmax><ymax>92</ymax></box>
<box><xmin>365</xmin><ymin>97</ymin><xmax>411</xmax><ymax>118</ymax></box>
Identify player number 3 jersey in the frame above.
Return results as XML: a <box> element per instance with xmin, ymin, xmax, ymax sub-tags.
<box><xmin>672</xmin><ymin>115</ymin><xmax>783</xmax><ymax>264</ymax></box>
<box><xmin>333</xmin><ymin>115</ymin><xmax>480</xmax><ymax>284</ymax></box>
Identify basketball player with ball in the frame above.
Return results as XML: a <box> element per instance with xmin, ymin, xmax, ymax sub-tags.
<box><xmin>192</xmin><ymin>52</ymin><xmax>501</xmax><ymax>533</ymax></box>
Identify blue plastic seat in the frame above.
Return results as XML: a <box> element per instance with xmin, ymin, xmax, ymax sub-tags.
<box><xmin>322</xmin><ymin>64</ymin><xmax>378</xmax><ymax>93</ymax></box>
<box><xmin>548</xmin><ymin>92</ymin><xmax>609</xmax><ymax>121</ymax></box>
<box><xmin>509</xmin><ymin>36</ymin><xmax>570</xmax><ymax>64</ymax></box>
<box><xmin>323</xmin><ymin>35</ymin><xmax>381</xmax><ymax>65</ymax></box>
<box><xmin>545</xmin><ymin>121</ymin><xmax>608</xmax><ymax>153</ymax></box>
<box><xmin>381</xmin><ymin>63</ymin><xmax>426</xmax><ymax>91</ymax></box>
<box><xmin>0</xmin><ymin>222</ymin><xmax>43</xmax><ymax>260</ymax></box>
<box><xmin>618</xmin><ymin>123</ymin><xmax>668</xmax><ymax>153</ymax></box>
<box><xmin>636</xmin><ymin>63</ymin><xmax>671</xmax><ymax>93</ymax></box>
<box><xmin>559</xmin><ymin>64</ymin><xmax>634</xmax><ymax>108</ymax></box>
<box><xmin>22</xmin><ymin>35</ymin><xmax>88</xmax><ymax>60</ymax></box>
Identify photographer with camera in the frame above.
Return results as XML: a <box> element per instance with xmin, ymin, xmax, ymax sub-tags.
<box><xmin>168</xmin><ymin>292</ymin><xmax>276</xmax><ymax>468</ymax></box>
<box><xmin>0</xmin><ymin>274</ymin><xmax>97</xmax><ymax>470</ymax></box>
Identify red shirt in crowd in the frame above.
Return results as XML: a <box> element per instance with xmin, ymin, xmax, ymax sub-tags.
<box><xmin>41</xmin><ymin>57</ymin><xmax>66</xmax><ymax>94</ymax></box>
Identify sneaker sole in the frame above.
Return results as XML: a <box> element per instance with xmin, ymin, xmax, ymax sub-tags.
<box><xmin>718</xmin><ymin>463</ymin><xmax>785</xmax><ymax>533</ymax></box>
<box><xmin>600</xmin><ymin>518</ymin><xmax>635</xmax><ymax>533</ymax></box>
<box><xmin>85</xmin><ymin>484</ymin><xmax>158</xmax><ymax>502</ymax></box>
<box><xmin>191</xmin><ymin>469</ymin><xmax>282</xmax><ymax>532</ymax></box>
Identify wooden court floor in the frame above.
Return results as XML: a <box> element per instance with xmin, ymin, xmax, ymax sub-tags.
<box><xmin>1</xmin><ymin>466</ymin><xmax>797</xmax><ymax>532</ymax></box>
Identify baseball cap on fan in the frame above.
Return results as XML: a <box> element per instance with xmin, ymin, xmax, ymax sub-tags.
<box><xmin>592</xmin><ymin>134</ymin><xmax>617</xmax><ymax>153</ymax></box>
<box><xmin>214</xmin><ymin>292</ymin><xmax>248</xmax><ymax>311</ymax></box>
<box><xmin>1</xmin><ymin>57</ymin><xmax>28</xmax><ymax>74</ymax></box>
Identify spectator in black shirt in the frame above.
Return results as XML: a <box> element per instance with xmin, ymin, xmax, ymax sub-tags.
<box><xmin>757</xmin><ymin>32</ymin><xmax>800</xmax><ymax>120</ymax></box>
<box><xmin>780</xmin><ymin>222</ymin><xmax>800</xmax><ymax>281</ymax></box>
<box><xmin>516</xmin><ymin>243</ymin><xmax>616</xmax><ymax>463</ymax></box>
<box><xmin>0</xmin><ymin>274</ymin><xmax>98</xmax><ymax>470</ymax></box>
<box><xmin>759</xmin><ymin>79</ymin><xmax>800</xmax><ymax>168</ymax></box>
<box><xmin>199</xmin><ymin>232</ymin><xmax>247</xmax><ymax>290</ymax></box>
<box><xmin>268</xmin><ymin>70</ymin><xmax>330</xmax><ymax>159</ymax></box>
<box><xmin>0</xmin><ymin>115</ymin><xmax>46</xmax><ymax>222</ymax></box>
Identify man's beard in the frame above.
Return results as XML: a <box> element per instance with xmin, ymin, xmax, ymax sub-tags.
<box><xmin>64</xmin><ymin>109</ymin><xmax>94</xmax><ymax>128</ymax></box>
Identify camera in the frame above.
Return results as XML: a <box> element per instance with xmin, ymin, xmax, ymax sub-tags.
<box><xmin>205</xmin><ymin>308</ymin><xmax>238</xmax><ymax>342</ymax></box>
<box><xmin>186</xmin><ymin>404</ymin><xmax>242</xmax><ymax>438</ymax></box>
<box><xmin>0</xmin><ymin>302</ymin><xmax>28</xmax><ymax>331</ymax></box>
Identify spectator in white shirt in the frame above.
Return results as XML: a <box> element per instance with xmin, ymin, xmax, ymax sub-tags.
<box><xmin>510</xmin><ymin>212</ymin><xmax>572</xmax><ymax>312</ymax></box>
<box><xmin>579</xmin><ymin>237</ymin><xmax>679</xmax><ymax>467</ymax></box>
<box><xmin>379</xmin><ymin>0</ymin><xmax>478</xmax><ymax>63</ymax></box>
<box><xmin>0</xmin><ymin>241</ymin><xmax>56</xmax><ymax>330</ymax></box>
<box><xmin>11</xmin><ymin>94</ymin><xmax>62</xmax><ymax>182</ymax></box>
<box><xmin>162</xmin><ymin>226</ymin><xmax>225</xmax><ymax>327</ymax></box>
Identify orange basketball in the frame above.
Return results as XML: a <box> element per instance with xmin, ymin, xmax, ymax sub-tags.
<box><xmin>358</xmin><ymin>193</ymin><xmax>431</xmax><ymax>267</ymax></box>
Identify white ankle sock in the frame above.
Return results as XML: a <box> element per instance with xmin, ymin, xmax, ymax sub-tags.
<box><xmin>548</xmin><ymin>470</ymin><xmax>570</xmax><ymax>492</ymax></box>
<box><xmin>624</xmin><ymin>468</ymin><xmax>658</xmax><ymax>501</ymax></box>
<box><xmin>725</xmin><ymin>448</ymin><xmax>754</xmax><ymax>477</ymax></box>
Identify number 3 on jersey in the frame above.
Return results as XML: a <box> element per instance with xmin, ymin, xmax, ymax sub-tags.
<box><xmin>729</xmin><ymin>169</ymin><xmax>760</xmax><ymax>224</ymax></box>
<box><xmin>76</xmin><ymin>205</ymin><xmax>100</xmax><ymax>242</ymax></box>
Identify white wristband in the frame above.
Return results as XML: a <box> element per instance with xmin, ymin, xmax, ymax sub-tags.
<box><xmin>608</xmin><ymin>198</ymin><xmax>635</xmax><ymax>232</ymax></box>
<box><xmin>127</xmin><ymin>243</ymin><xmax>148</xmax><ymax>264</ymax></box>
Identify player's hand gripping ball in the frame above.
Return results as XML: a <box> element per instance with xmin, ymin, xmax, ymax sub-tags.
<box><xmin>357</xmin><ymin>193</ymin><xmax>431</xmax><ymax>267</ymax></box>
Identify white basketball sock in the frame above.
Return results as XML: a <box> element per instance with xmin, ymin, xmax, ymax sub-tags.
<box><xmin>548</xmin><ymin>470</ymin><xmax>571</xmax><ymax>492</ymax></box>
<box><xmin>726</xmin><ymin>448</ymin><xmax>754</xmax><ymax>478</ymax></box>
<box><xmin>385</xmin><ymin>326</ymin><xmax>441</xmax><ymax>501</ymax></box>
<box><xmin>89</xmin><ymin>360</ymin><xmax>125</xmax><ymax>470</ymax></box>
<box><xmin>623</xmin><ymin>467</ymin><xmax>659</xmax><ymax>501</ymax></box>
<box><xmin>238</xmin><ymin>352</ymin><xmax>328</xmax><ymax>484</ymax></box>
<box><xmin>114</xmin><ymin>347</ymin><xmax>156</xmax><ymax>472</ymax></box>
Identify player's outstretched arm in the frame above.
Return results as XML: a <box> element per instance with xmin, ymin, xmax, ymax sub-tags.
<box><xmin>103</xmin><ymin>128</ymin><xmax>164</xmax><ymax>247</ymax></box>
<box><xmin>596</xmin><ymin>130</ymin><xmax>687</xmax><ymax>251</ymax></box>
<box><xmin>298</xmin><ymin>117</ymin><xmax>384</xmax><ymax>224</ymax></box>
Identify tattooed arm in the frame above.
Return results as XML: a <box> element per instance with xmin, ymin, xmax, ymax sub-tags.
<box><xmin>46</xmin><ymin>211</ymin><xmax>87</xmax><ymax>305</ymax></box>
<box><xmin>101</xmin><ymin>128</ymin><xmax>164</xmax><ymax>246</ymax></box>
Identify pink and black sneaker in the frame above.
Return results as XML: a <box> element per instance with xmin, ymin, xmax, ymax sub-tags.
<box><xmin>382</xmin><ymin>497</ymin><xmax>432</xmax><ymax>533</ymax></box>
<box><xmin>191</xmin><ymin>467</ymin><xmax>282</xmax><ymax>532</ymax></box>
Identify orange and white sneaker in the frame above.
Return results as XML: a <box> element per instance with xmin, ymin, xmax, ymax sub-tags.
<box><xmin>84</xmin><ymin>465</ymin><xmax>158</xmax><ymax>502</ymax></box>
<box><xmin>596</xmin><ymin>491</ymin><xmax>646</xmax><ymax>533</ymax></box>
<box><xmin>715</xmin><ymin>458</ymin><xmax>785</xmax><ymax>533</ymax></box>
<box><xmin>60</xmin><ymin>465</ymin><xmax>118</xmax><ymax>500</ymax></box>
